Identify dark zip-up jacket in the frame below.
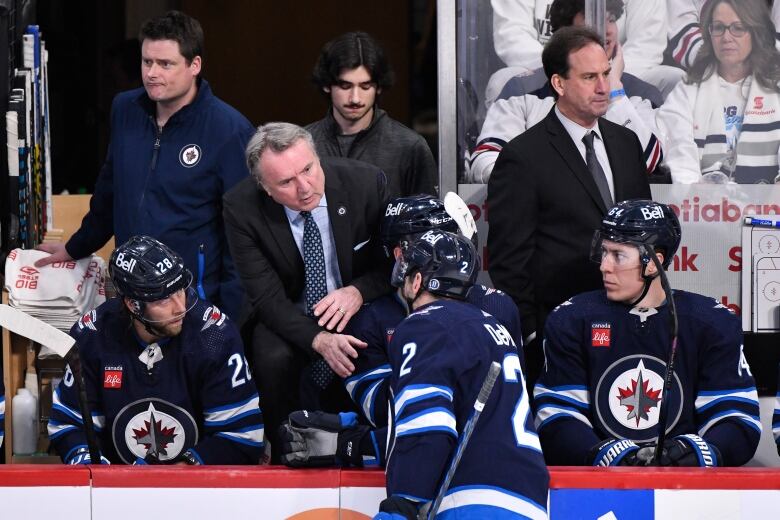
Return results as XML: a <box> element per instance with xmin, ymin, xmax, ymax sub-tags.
<box><xmin>66</xmin><ymin>80</ymin><xmax>254</xmax><ymax>319</ymax></box>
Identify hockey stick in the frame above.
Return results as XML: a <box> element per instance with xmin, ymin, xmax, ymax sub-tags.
<box><xmin>0</xmin><ymin>304</ymin><xmax>101</xmax><ymax>463</ymax></box>
<box><xmin>418</xmin><ymin>361</ymin><xmax>502</xmax><ymax>520</ymax></box>
<box><xmin>443</xmin><ymin>192</ymin><xmax>477</xmax><ymax>243</ymax></box>
<box><xmin>647</xmin><ymin>251</ymin><xmax>679</xmax><ymax>465</ymax></box>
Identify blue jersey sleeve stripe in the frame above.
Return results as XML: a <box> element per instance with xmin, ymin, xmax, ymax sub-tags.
<box><xmin>534</xmin><ymin>403</ymin><xmax>592</xmax><ymax>430</ymax></box>
<box><xmin>47</xmin><ymin>422</ymin><xmax>78</xmax><ymax>440</ymax></box>
<box><xmin>696</xmin><ymin>396</ymin><xmax>760</xmax><ymax>413</ymax></box>
<box><xmin>697</xmin><ymin>386</ymin><xmax>757</xmax><ymax>397</ymax></box>
<box><xmin>361</xmin><ymin>378</ymin><xmax>384</xmax><ymax>427</ymax></box>
<box><xmin>699</xmin><ymin>411</ymin><xmax>762</xmax><ymax>436</ymax></box>
<box><xmin>396</xmin><ymin>408</ymin><xmax>457</xmax><ymax>438</ymax></box>
<box><xmin>203</xmin><ymin>394</ymin><xmax>259</xmax><ymax>414</ymax></box>
<box><xmin>533</xmin><ymin>392</ymin><xmax>589</xmax><ymax>410</ymax></box>
<box><xmin>203</xmin><ymin>408</ymin><xmax>262</xmax><ymax>427</ymax></box>
<box><xmin>394</xmin><ymin>385</ymin><xmax>453</xmax><ymax>417</ymax></box>
<box><xmin>345</xmin><ymin>365</ymin><xmax>392</xmax><ymax>399</ymax></box>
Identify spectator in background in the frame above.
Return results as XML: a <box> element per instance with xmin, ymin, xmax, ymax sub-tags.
<box><xmin>468</xmin><ymin>0</ymin><xmax>664</xmax><ymax>183</ymax></box>
<box><xmin>657</xmin><ymin>0</ymin><xmax>780</xmax><ymax>184</ymax></box>
<box><xmin>487</xmin><ymin>26</ymin><xmax>651</xmax><ymax>391</ymax></box>
<box><xmin>665</xmin><ymin>0</ymin><xmax>708</xmax><ymax>71</ymax></box>
<box><xmin>307</xmin><ymin>31</ymin><xmax>437</xmax><ymax>197</ymax></box>
<box><xmin>223</xmin><ymin>123</ymin><xmax>391</xmax><ymax>463</ymax></box>
<box><xmin>34</xmin><ymin>11</ymin><xmax>253</xmax><ymax>320</ymax></box>
<box><xmin>490</xmin><ymin>0</ymin><xmax>683</xmax><ymax>101</ymax></box>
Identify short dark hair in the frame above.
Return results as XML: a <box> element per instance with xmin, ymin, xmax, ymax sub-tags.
<box><xmin>550</xmin><ymin>0</ymin><xmax>625</xmax><ymax>33</ymax></box>
<box><xmin>542</xmin><ymin>26</ymin><xmax>604</xmax><ymax>99</ymax></box>
<box><xmin>139</xmin><ymin>10</ymin><xmax>204</xmax><ymax>64</ymax></box>
<box><xmin>312</xmin><ymin>31</ymin><xmax>394</xmax><ymax>97</ymax></box>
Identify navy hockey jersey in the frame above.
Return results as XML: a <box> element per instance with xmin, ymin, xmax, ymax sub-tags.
<box><xmin>48</xmin><ymin>298</ymin><xmax>263</xmax><ymax>464</ymax></box>
<box><xmin>344</xmin><ymin>285</ymin><xmax>522</xmax><ymax>465</ymax></box>
<box><xmin>385</xmin><ymin>300</ymin><xmax>548</xmax><ymax>519</ymax></box>
<box><xmin>534</xmin><ymin>290</ymin><xmax>761</xmax><ymax>466</ymax></box>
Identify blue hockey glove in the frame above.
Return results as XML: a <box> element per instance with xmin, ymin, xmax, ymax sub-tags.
<box><xmin>67</xmin><ymin>446</ymin><xmax>110</xmax><ymax>465</ymax></box>
<box><xmin>589</xmin><ymin>438</ymin><xmax>641</xmax><ymax>466</ymax></box>
<box><xmin>374</xmin><ymin>495</ymin><xmax>420</xmax><ymax>520</ymax></box>
<box><xmin>279</xmin><ymin>410</ymin><xmax>370</xmax><ymax>467</ymax></box>
<box><xmin>639</xmin><ymin>434</ymin><xmax>720</xmax><ymax>467</ymax></box>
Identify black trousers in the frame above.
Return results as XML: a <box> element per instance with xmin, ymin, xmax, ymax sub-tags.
<box><xmin>248</xmin><ymin>320</ymin><xmax>355</xmax><ymax>464</ymax></box>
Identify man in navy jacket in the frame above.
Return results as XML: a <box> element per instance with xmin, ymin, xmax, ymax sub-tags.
<box><xmin>36</xmin><ymin>11</ymin><xmax>253</xmax><ymax>319</ymax></box>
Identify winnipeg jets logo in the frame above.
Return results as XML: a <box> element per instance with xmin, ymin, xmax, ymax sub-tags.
<box><xmin>616</xmin><ymin>362</ymin><xmax>662</xmax><ymax>426</ymax></box>
<box><xmin>201</xmin><ymin>305</ymin><xmax>226</xmax><ymax>331</ymax></box>
<box><xmin>179</xmin><ymin>144</ymin><xmax>202</xmax><ymax>168</ymax></box>
<box><xmin>113</xmin><ymin>398</ymin><xmax>198</xmax><ymax>464</ymax></box>
<box><xmin>595</xmin><ymin>355</ymin><xmax>683</xmax><ymax>442</ymax></box>
<box><xmin>78</xmin><ymin>310</ymin><xmax>98</xmax><ymax>331</ymax></box>
<box><xmin>131</xmin><ymin>403</ymin><xmax>180</xmax><ymax>460</ymax></box>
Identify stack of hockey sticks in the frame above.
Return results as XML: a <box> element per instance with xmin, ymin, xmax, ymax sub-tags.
<box><xmin>5</xmin><ymin>25</ymin><xmax>51</xmax><ymax>251</ymax></box>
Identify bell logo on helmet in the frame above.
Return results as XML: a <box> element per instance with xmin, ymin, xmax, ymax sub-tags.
<box><xmin>385</xmin><ymin>202</ymin><xmax>406</xmax><ymax>216</ymax></box>
<box><xmin>640</xmin><ymin>206</ymin><xmax>664</xmax><ymax>220</ymax></box>
<box><xmin>420</xmin><ymin>230</ymin><xmax>444</xmax><ymax>245</ymax></box>
<box><xmin>114</xmin><ymin>252</ymin><xmax>137</xmax><ymax>273</ymax></box>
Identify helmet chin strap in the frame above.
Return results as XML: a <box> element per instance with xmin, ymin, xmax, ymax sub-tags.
<box><xmin>128</xmin><ymin>300</ymin><xmax>175</xmax><ymax>339</ymax></box>
<box><xmin>629</xmin><ymin>246</ymin><xmax>659</xmax><ymax>308</ymax></box>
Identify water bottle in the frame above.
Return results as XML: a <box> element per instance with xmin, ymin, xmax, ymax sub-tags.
<box><xmin>12</xmin><ymin>388</ymin><xmax>38</xmax><ymax>455</ymax></box>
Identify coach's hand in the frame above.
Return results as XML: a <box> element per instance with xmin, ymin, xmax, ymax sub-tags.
<box><xmin>312</xmin><ymin>331</ymin><xmax>366</xmax><ymax>377</ymax></box>
<box><xmin>313</xmin><ymin>285</ymin><xmax>363</xmax><ymax>332</ymax></box>
<box><xmin>34</xmin><ymin>242</ymin><xmax>75</xmax><ymax>267</ymax></box>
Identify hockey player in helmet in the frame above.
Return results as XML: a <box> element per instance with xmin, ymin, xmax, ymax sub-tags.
<box><xmin>278</xmin><ymin>193</ymin><xmax>524</xmax><ymax>470</ymax></box>
<box><xmin>373</xmin><ymin>231</ymin><xmax>549</xmax><ymax>519</ymax></box>
<box><xmin>48</xmin><ymin>236</ymin><xmax>264</xmax><ymax>465</ymax></box>
<box><xmin>535</xmin><ymin>200</ymin><xmax>760</xmax><ymax>467</ymax></box>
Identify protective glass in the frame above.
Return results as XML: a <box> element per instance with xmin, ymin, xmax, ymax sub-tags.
<box><xmin>590</xmin><ymin>231</ymin><xmax>645</xmax><ymax>272</ymax></box>
<box><xmin>708</xmin><ymin>22</ymin><xmax>748</xmax><ymax>38</ymax></box>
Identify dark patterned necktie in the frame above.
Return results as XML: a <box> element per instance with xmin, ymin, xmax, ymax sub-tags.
<box><xmin>301</xmin><ymin>210</ymin><xmax>335</xmax><ymax>389</ymax></box>
<box><xmin>582</xmin><ymin>131</ymin><xmax>614</xmax><ymax>209</ymax></box>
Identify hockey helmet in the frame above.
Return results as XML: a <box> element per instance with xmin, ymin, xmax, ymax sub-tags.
<box><xmin>380</xmin><ymin>195</ymin><xmax>459</xmax><ymax>257</ymax></box>
<box><xmin>591</xmin><ymin>199</ymin><xmax>681</xmax><ymax>269</ymax></box>
<box><xmin>110</xmin><ymin>235</ymin><xmax>193</xmax><ymax>302</ymax></box>
<box><xmin>391</xmin><ymin>230</ymin><xmax>479</xmax><ymax>300</ymax></box>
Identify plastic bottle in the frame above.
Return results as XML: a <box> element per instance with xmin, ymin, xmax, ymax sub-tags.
<box><xmin>12</xmin><ymin>388</ymin><xmax>38</xmax><ymax>455</ymax></box>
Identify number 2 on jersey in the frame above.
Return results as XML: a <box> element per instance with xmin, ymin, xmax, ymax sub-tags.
<box><xmin>502</xmin><ymin>353</ymin><xmax>542</xmax><ymax>452</ymax></box>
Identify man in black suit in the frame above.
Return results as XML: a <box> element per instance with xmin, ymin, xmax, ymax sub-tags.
<box><xmin>223</xmin><ymin>122</ymin><xmax>390</xmax><ymax>462</ymax></box>
<box><xmin>487</xmin><ymin>26</ymin><xmax>651</xmax><ymax>389</ymax></box>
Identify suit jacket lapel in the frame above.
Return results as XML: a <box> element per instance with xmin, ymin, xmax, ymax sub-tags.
<box><xmin>544</xmin><ymin>109</ymin><xmax>607</xmax><ymax>213</ymax></box>
<box><xmin>325</xmin><ymin>177</ymin><xmax>352</xmax><ymax>283</ymax></box>
<box><xmin>259</xmin><ymin>191</ymin><xmax>302</xmax><ymax>271</ymax></box>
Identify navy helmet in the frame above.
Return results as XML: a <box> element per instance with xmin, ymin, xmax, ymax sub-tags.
<box><xmin>591</xmin><ymin>199</ymin><xmax>681</xmax><ymax>268</ymax></box>
<box><xmin>380</xmin><ymin>195</ymin><xmax>460</xmax><ymax>257</ymax></box>
<box><xmin>392</xmin><ymin>230</ymin><xmax>479</xmax><ymax>300</ymax></box>
<box><xmin>110</xmin><ymin>235</ymin><xmax>193</xmax><ymax>302</ymax></box>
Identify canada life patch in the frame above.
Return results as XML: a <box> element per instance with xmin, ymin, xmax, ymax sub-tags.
<box><xmin>104</xmin><ymin>366</ymin><xmax>123</xmax><ymax>389</ymax></box>
<box><xmin>591</xmin><ymin>322</ymin><xmax>611</xmax><ymax>347</ymax></box>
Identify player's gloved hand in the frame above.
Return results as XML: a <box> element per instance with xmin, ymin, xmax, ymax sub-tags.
<box><xmin>67</xmin><ymin>447</ymin><xmax>110</xmax><ymax>465</ymax></box>
<box><xmin>279</xmin><ymin>410</ymin><xmax>370</xmax><ymax>468</ymax></box>
<box><xmin>635</xmin><ymin>434</ymin><xmax>721</xmax><ymax>467</ymax></box>
<box><xmin>588</xmin><ymin>438</ymin><xmax>641</xmax><ymax>466</ymax></box>
<box><xmin>374</xmin><ymin>495</ymin><xmax>420</xmax><ymax>520</ymax></box>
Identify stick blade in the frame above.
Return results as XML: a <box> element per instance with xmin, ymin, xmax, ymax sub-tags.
<box><xmin>0</xmin><ymin>303</ymin><xmax>74</xmax><ymax>357</ymax></box>
<box><xmin>443</xmin><ymin>191</ymin><xmax>478</xmax><ymax>241</ymax></box>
